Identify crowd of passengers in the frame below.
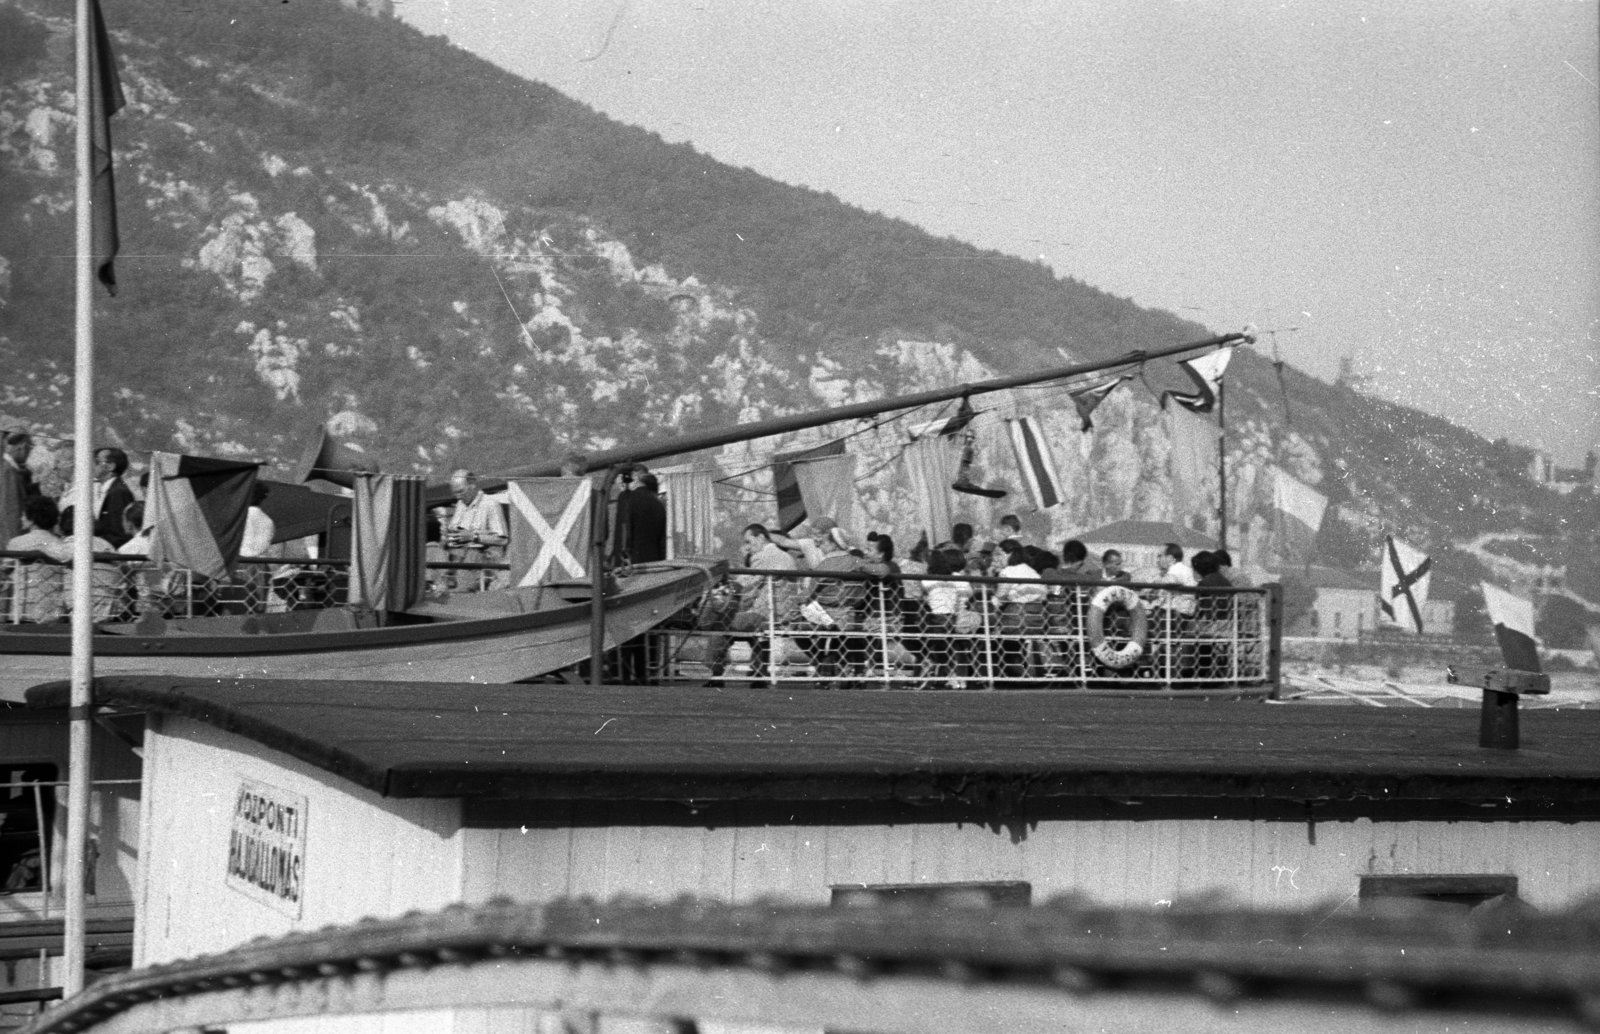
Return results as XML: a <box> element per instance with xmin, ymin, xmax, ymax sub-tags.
<box><xmin>0</xmin><ymin>432</ymin><xmax>284</xmax><ymax>622</ymax></box>
<box><xmin>691</xmin><ymin>512</ymin><xmax>1250</xmax><ymax>687</ymax></box>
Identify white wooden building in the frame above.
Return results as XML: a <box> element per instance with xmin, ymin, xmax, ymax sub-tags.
<box><xmin>13</xmin><ymin>675</ymin><xmax>1596</xmax><ymax>978</ymax></box>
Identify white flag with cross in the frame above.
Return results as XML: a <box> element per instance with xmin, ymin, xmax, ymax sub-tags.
<box><xmin>506</xmin><ymin>478</ymin><xmax>590</xmax><ymax>586</ymax></box>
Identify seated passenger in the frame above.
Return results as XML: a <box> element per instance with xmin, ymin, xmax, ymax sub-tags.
<box><xmin>6</xmin><ymin>496</ymin><xmax>67</xmax><ymax>622</ymax></box>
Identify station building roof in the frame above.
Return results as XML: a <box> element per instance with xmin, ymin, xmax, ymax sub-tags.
<box><xmin>26</xmin><ymin>678</ymin><xmax>1600</xmax><ymax>814</ymax></box>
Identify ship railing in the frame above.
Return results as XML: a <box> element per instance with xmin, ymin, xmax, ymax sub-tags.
<box><xmin>649</xmin><ymin>567</ymin><xmax>1280</xmax><ymax>691</ymax></box>
<box><xmin>0</xmin><ymin>552</ymin><xmax>518</xmax><ymax>623</ymax></box>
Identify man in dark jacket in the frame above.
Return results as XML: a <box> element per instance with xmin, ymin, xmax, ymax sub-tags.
<box><xmin>616</xmin><ymin>470</ymin><xmax>668</xmax><ymax>564</ymax></box>
<box><xmin>63</xmin><ymin>447</ymin><xmax>136</xmax><ymax>548</ymax></box>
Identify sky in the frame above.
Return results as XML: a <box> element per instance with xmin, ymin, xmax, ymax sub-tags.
<box><xmin>401</xmin><ymin>0</ymin><xmax>1600</xmax><ymax>466</ymax></box>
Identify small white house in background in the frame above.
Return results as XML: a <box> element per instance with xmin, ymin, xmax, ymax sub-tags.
<box><xmin>1077</xmin><ymin>520</ymin><xmax>1218</xmax><ymax>581</ymax></box>
<box><xmin>1282</xmin><ymin>566</ymin><xmax>1455</xmax><ymax>640</ymax></box>
<box><xmin>18</xmin><ymin>674</ymin><xmax>1597</xmax><ymax>1002</ymax></box>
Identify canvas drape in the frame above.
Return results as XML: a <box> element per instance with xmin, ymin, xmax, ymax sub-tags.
<box><xmin>654</xmin><ymin>465</ymin><xmax>715</xmax><ymax>559</ymax></box>
<box><xmin>902</xmin><ymin>435</ymin><xmax>960</xmax><ymax>547</ymax></box>
<box><xmin>351</xmin><ymin>475</ymin><xmax>426</xmax><ymax>612</ymax></box>
<box><xmin>792</xmin><ymin>454</ymin><xmax>865</xmax><ymax>536</ymax></box>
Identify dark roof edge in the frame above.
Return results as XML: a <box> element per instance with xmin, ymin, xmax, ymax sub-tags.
<box><xmin>26</xmin><ymin>679</ymin><xmax>391</xmax><ymax>796</ymax></box>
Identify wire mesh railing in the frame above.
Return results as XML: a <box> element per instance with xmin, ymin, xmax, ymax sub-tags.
<box><xmin>649</xmin><ymin>567</ymin><xmax>1275</xmax><ymax>691</ymax></box>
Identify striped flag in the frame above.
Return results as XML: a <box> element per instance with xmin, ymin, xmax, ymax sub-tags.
<box><xmin>1481</xmin><ymin>582</ymin><xmax>1541</xmax><ymax>674</ymax></box>
<box><xmin>147</xmin><ymin>452</ymin><xmax>259</xmax><ymax>581</ymax></box>
<box><xmin>1164</xmin><ymin>348</ymin><xmax>1233</xmax><ymax>413</ymax></box>
<box><xmin>1379</xmin><ymin>536</ymin><xmax>1432</xmax><ymax>634</ymax></box>
<box><xmin>506</xmin><ymin>478</ymin><xmax>590</xmax><ymax>585</ymax></box>
<box><xmin>1069</xmin><ymin>376</ymin><xmax>1126</xmax><ymax>432</ymax></box>
<box><xmin>1005</xmin><ymin>416</ymin><xmax>1063</xmax><ymax>510</ymax></box>
<box><xmin>351</xmin><ymin>475</ymin><xmax>427</xmax><ymax>612</ymax></box>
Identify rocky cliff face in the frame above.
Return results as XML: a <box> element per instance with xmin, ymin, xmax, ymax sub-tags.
<box><xmin>1</xmin><ymin>0</ymin><xmax>1593</xmax><ymax>616</ymax></box>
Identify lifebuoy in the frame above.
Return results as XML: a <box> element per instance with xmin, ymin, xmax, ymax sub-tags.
<box><xmin>1087</xmin><ymin>584</ymin><xmax>1148</xmax><ymax>669</ymax></box>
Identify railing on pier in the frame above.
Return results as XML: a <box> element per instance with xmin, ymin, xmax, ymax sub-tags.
<box><xmin>649</xmin><ymin>567</ymin><xmax>1281</xmax><ymax>692</ymax></box>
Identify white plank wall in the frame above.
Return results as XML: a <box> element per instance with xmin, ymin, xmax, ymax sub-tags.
<box><xmin>134</xmin><ymin>717</ymin><xmax>464</xmax><ymax>968</ymax></box>
<box><xmin>463</xmin><ymin>818</ymin><xmax>1600</xmax><ymax>912</ymax></box>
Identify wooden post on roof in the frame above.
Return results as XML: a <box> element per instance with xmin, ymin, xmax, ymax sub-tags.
<box><xmin>1446</xmin><ymin>664</ymin><xmax>1551</xmax><ymax>750</ymax></box>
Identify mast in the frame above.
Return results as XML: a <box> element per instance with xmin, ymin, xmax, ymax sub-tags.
<box><xmin>64</xmin><ymin>0</ymin><xmax>96</xmax><ymax>997</ymax></box>
<box><xmin>1217</xmin><ymin>377</ymin><xmax>1227</xmax><ymax>551</ymax></box>
<box><xmin>503</xmin><ymin>330</ymin><xmax>1256</xmax><ymax>482</ymax></box>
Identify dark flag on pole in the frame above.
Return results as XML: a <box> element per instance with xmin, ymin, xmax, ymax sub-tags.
<box><xmin>90</xmin><ymin>0</ymin><xmax>126</xmax><ymax>295</ymax></box>
<box><xmin>1068</xmin><ymin>376</ymin><xmax>1127</xmax><ymax>431</ymax></box>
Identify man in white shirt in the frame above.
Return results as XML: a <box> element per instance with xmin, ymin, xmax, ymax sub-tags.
<box><xmin>1153</xmin><ymin>542</ymin><xmax>1199</xmax><ymax>676</ymax></box>
<box><xmin>445</xmin><ymin>470</ymin><xmax>508</xmax><ymax>591</ymax></box>
<box><xmin>1154</xmin><ymin>543</ymin><xmax>1198</xmax><ymax>613</ymax></box>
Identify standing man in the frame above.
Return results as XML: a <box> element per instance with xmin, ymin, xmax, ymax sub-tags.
<box><xmin>0</xmin><ymin>430</ymin><xmax>40</xmax><ymax>543</ymax></box>
<box><xmin>444</xmin><ymin>470</ymin><xmax>508</xmax><ymax>592</ymax></box>
<box><xmin>616</xmin><ymin>469</ymin><xmax>668</xmax><ymax>565</ymax></box>
<box><xmin>61</xmin><ymin>446</ymin><xmax>135</xmax><ymax>548</ymax></box>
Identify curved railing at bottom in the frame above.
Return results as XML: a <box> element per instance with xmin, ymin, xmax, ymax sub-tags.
<box><xmin>19</xmin><ymin>897</ymin><xmax>1600</xmax><ymax>1034</ymax></box>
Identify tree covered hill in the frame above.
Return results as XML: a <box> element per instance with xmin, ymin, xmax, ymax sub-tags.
<box><xmin>1</xmin><ymin>0</ymin><xmax>1593</xmax><ymax>622</ymax></box>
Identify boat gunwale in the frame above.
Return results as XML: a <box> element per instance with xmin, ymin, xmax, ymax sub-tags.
<box><xmin>0</xmin><ymin>562</ymin><xmax>715</xmax><ymax>658</ymax></box>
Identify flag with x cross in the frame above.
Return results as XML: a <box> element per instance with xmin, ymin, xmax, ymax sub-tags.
<box><xmin>1379</xmin><ymin>535</ymin><xmax>1432</xmax><ymax>634</ymax></box>
<box><xmin>506</xmin><ymin>478</ymin><xmax>591</xmax><ymax>586</ymax></box>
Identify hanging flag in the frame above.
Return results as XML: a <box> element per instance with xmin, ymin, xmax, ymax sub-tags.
<box><xmin>1379</xmin><ymin>536</ymin><xmax>1432</xmax><ymax>634</ymax></box>
<box><xmin>350</xmin><ymin>475</ymin><xmax>427</xmax><ymax>612</ymax></box>
<box><xmin>1165</xmin><ymin>404</ymin><xmax>1218</xmax><ymax>532</ymax></box>
<box><xmin>1069</xmin><ymin>376</ymin><xmax>1127</xmax><ymax>432</ymax></box>
<box><xmin>1480</xmin><ymin>582</ymin><xmax>1540</xmax><ymax>673</ymax></box>
<box><xmin>1163</xmin><ymin>348</ymin><xmax>1234</xmax><ymax>413</ymax></box>
<box><xmin>1272</xmin><ymin>468</ymin><xmax>1327</xmax><ymax>566</ymax></box>
<box><xmin>90</xmin><ymin>0</ymin><xmax>126</xmax><ymax>295</ymax></box>
<box><xmin>654</xmin><ymin>464</ymin><xmax>715</xmax><ymax>559</ymax></box>
<box><xmin>903</xmin><ymin>434</ymin><xmax>961</xmax><ymax>547</ymax></box>
<box><xmin>506</xmin><ymin>478</ymin><xmax>590</xmax><ymax>585</ymax></box>
<box><xmin>1005</xmin><ymin>416</ymin><xmax>1063</xmax><ymax>510</ymax></box>
<box><xmin>792</xmin><ymin>453</ymin><xmax>866</xmax><ymax>537</ymax></box>
<box><xmin>147</xmin><ymin>452</ymin><xmax>259</xmax><ymax>581</ymax></box>
<box><xmin>771</xmin><ymin>439</ymin><xmax>845</xmax><ymax>532</ymax></box>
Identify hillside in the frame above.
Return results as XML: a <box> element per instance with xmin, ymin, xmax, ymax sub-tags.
<box><xmin>1</xmin><ymin>0</ymin><xmax>1595</xmax><ymax>637</ymax></box>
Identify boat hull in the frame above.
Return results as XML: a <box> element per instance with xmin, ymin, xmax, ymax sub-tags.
<box><xmin>0</xmin><ymin>561</ymin><xmax>717</xmax><ymax>703</ymax></box>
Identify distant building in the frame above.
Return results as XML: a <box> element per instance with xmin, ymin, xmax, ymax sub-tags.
<box><xmin>1527</xmin><ymin>450</ymin><xmax>1596</xmax><ymax>496</ymax></box>
<box><xmin>338</xmin><ymin>0</ymin><xmax>392</xmax><ymax>17</ymax></box>
<box><xmin>1077</xmin><ymin>520</ymin><xmax>1217</xmax><ymax>582</ymax></box>
<box><xmin>1281</xmin><ymin>565</ymin><xmax>1454</xmax><ymax>639</ymax></box>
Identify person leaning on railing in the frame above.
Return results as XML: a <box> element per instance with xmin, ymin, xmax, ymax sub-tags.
<box><xmin>6</xmin><ymin>495</ymin><xmax>68</xmax><ymax>622</ymax></box>
<box><xmin>699</xmin><ymin>523</ymin><xmax>804</xmax><ymax>680</ymax></box>
<box><xmin>993</xmin><ymin>539</ymin><xmax>1048</xmax><ymax>680</ymax></box>
<box><xmin>921</xmin><ymin>546</ymin><xmax>974</xmax><ymax>686</ymax></box>
<box><xmin>57</xmin><ymin>507</ymin><xmax>121</xmax><ymax>621</ymax></box>
<box><xmin>1149</xmin><ymin>542</ymin><xmax>1199</xmax><ymax>677</ymax></box>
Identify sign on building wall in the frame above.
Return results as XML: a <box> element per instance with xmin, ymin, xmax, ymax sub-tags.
<box><xmin>227</xmin><ymin>778</ymin><xmax>307</xmax><ymax>918</ymax></box>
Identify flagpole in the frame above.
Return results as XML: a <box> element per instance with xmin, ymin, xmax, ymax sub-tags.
<box><xmin>64</xmin><ymin>0</ymin><xmax>97</xmax><ymax>998</ymax></box>
<box><xmin>1217</xmin><ymin>378</ymin><xmax>1227</xmax><ymax>551</ymax></box>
